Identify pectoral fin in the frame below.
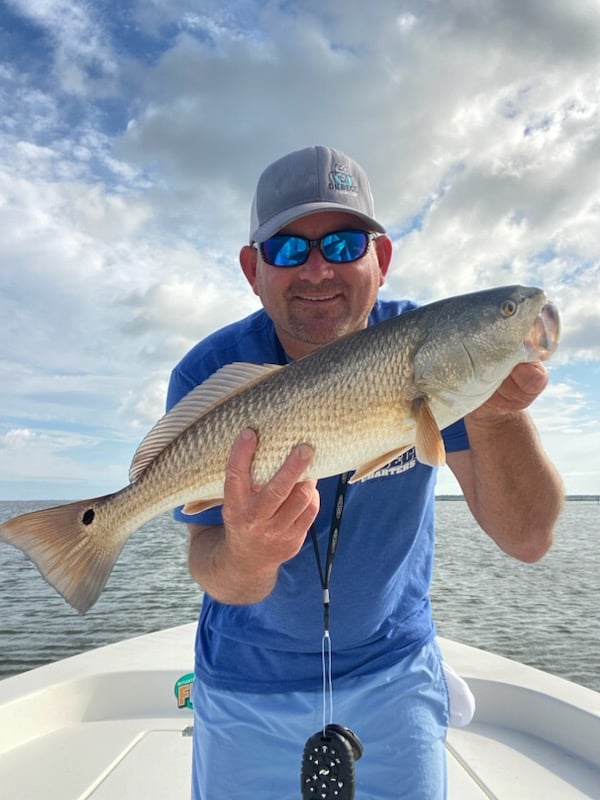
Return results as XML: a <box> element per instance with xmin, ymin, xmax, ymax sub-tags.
<box><xmin>412</xmin><ymin>396</ymin><xmax>446</xmax><ymax>466</ymax></box>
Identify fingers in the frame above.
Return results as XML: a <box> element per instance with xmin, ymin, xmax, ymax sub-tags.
<box><xmin>509</xmin><ymin>362</ymin><xmax>548</xmax><ymax>399</ymax></box>
<box><xmin>471</xmin><ymin>362</ymin><xmax>550</xmax><ymax>423</ymax></box>
<box><xmin>494</xmin><ymin>363</ymin><xmax>548</xmax><ymax>411</ymax></box>
<box><xmin>206</xmin><ymin>429</ymin><xmax>321</xmax><ymax>603</ymax></box>
<box><xmin>224</xmin><ymin>428</ymin><xmax>259</xmax><ymax>501</ymax></box>
<box><xmin>224</xmin><ymin>428</ymin><xmax>315</xmax><ymax>513</ymax></box>
<box><xmin>222</xmin><ymin>429</ymin><xmax>320</xmax><ymax>563</ymax></box>
<box><xmin>260</xmin><ymin>443</ymin><xmax>315</xmax><ymax>517</ymax></box>
<box><xmin>271</xmin><ymin>477</ymin><xmax>320</xmax><ymax>535</ymax></box>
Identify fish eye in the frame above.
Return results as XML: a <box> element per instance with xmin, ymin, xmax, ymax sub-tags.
<box><xmin>501</xmin><ymin>299</ymin><xmax>518</xmax><ymax>317</ymax></box>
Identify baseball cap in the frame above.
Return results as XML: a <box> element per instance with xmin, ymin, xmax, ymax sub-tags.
<box><xmin>249</xmin><ymin>145</ymin><xmax>386</xmax><ymax>243</ymax></box>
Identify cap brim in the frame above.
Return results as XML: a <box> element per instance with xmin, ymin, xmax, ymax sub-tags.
<box><xmin>251</xmin><ymin>202</ymin><xmax>386</xmax><ymax>243</ymax></box>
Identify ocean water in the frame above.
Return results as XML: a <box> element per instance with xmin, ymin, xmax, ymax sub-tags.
<box><xmin>431</xmin><ymin>498</ymin><xmax>599</xmax><ymax>691</ymax></box>
<box><xmin>0</xmin><ymin>499</ymin><xmax>598</xmax><ymax>691</ymax></box>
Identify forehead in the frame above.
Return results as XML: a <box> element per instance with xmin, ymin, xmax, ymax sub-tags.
<box><xmin>278</xmin><ymin>211</ymin><xmax>368</xmax><ymax>237</ymax></box>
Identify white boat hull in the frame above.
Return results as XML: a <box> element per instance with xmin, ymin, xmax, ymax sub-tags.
<box><xmin>0</xmin><ymin>624</ymin><xmax>598</xmax><ymax>798</ymax></box>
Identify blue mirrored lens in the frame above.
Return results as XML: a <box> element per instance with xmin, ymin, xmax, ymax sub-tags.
<box><xmin>261</xmin><ymin>236</ymin><xmax>309</xmax><ymax>267</ymax></box>
<box><xmin>260</xmin><ymin>230</ymin><xmax>371</xmax><ymax>267</ymax></box>
<box><xmin>322</xmin><ymin>231</ymin><xmax>369</xmax><ymax>263</ymax></box>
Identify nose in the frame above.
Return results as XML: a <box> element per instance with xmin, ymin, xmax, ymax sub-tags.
<box><xmin>297</xmin><ymin>249</ymin><xmax>335</xmax><ymax>282</ymax></box>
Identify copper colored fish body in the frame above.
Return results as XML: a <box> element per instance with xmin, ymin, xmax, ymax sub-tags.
<box><xmin>0</xmin><ymin>285</ymin><xmax>560</xmax><ymax>613</ymax></box>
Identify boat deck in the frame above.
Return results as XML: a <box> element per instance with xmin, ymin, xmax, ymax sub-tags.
<box><xmin>0</xmin><ymin>625</ymin><xmax>598</xmax><ymax>799</ymax></box>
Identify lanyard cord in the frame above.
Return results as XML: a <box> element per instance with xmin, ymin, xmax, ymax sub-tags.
<box><xmin>308</xmin><ymin>472</ymin><xmax>350</xmax><ymax>730</ymax></box>
<box><xmin>309</xmin><ymin>471</ymin><xmax>350</xmax><ymax>631</ymax></box>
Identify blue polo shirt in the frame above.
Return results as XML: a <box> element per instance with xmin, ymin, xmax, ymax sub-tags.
<box><xmin>167</xmin><ymin>300</ymin><xmax>469</xmax><ymax>692</ymax></box>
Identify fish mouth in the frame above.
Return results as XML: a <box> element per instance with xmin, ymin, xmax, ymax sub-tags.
<box><xmin>524</xmin><ymin>302</ymin><xmax>560</xmax><ymax>361</ymax></box>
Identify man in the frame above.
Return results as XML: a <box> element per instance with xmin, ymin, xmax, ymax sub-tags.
<box><xmin>167</xmin><ymin>145</ymin><xmax>563</xmax><ymax>799</ymax></box>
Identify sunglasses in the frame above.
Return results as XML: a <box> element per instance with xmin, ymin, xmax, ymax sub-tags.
<box><xmin>257</xmin><ymin>229</ymin><xmax>376</xmax><ymax>268</ymax></box>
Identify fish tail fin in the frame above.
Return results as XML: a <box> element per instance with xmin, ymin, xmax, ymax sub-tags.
<box><xmin>0</xmin><ymin>495</ymin><xmax>128</xmax><ymax>615</ymax></box>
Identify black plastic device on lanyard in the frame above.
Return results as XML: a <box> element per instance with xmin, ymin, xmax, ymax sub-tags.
<box><xmin>301</xmin><ymin>472</ymin><xmax>364</xmax><ymax>800</ymax></box>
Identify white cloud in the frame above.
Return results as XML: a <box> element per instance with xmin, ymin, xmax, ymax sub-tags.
<box><xmin>0</xmin><ymin>424</ymin><xmax>120</xmax><ymax>484</ymax></box>
<box><xmin>1</xmin><ymin>428</ymin><xmax>37</xmax><ymax>448</ymax></box>
<box><xmin>118</xmin><ymin>374</ymin><xmax>170</xmax><ymax>429</ymax></box>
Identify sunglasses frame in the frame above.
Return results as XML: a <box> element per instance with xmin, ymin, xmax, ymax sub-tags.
<box><xmin>256</xmin><ymin>229</ymin><xmax>377</xmax><ymax>268</ymax></box>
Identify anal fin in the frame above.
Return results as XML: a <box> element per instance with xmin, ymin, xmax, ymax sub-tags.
<box><xmin>182</xmin><ymin>498</ymin><xmax>224</xmax><ymax>515</ymax></box>
<box><xmin>349</xmin><ymin>446</ymin><xmax>413</xmax><ymax>484</ymax></box>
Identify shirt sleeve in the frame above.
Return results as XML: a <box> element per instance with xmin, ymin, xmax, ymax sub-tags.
<box><xmin>441</xmin><ymin>417</ymin><xmax>470</xmax><ymax>452</ymax></box>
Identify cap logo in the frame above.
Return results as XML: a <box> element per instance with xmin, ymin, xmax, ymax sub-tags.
<box><xmin>329</xmin><ymin>162</ymin><xmax>358</xmax><ymax>195</ymax></box>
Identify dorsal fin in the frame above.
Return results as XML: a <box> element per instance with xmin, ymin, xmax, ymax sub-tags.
<box><xmin>129</xmin><ymin>362</ymin><xmax>283</xmax><ymax>482</ymax></box>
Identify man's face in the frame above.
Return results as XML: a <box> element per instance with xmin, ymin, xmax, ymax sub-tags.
<box><xmin>240</xmin><ymin>211</ymin><xmax>392</xmax><ymax>360</ymax></box>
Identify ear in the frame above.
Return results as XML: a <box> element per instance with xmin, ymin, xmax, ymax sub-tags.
<box><xmin>239</xmin><ymin>245</ymin><xmax>259</xmax><ymax>294</ymax></box>
<box><xmin>375</xmin><ymin>234</ymin><xmax>393</xmax><ymax>286</ymax></box>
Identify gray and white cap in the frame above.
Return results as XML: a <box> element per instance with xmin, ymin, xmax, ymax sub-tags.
<box><xmin>249</xmin><ymin>145</ymin><xmax>386</xmax><ymax>243</ymax></box>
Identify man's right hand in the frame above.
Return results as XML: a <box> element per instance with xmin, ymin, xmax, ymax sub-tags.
<box><xmin>187</xmin><ymin>428</ymin><xmax>320</xmax><ymax>604</ymax></box>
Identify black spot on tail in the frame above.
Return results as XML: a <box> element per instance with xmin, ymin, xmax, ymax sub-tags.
<box><xmin>82</xmin><ymin>509</ymin><xmax>95</xmax><ymax>525</ymax></box>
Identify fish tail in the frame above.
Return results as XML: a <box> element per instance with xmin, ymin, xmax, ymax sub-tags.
<box><xmin>0</xmin><ymin>495</ymin><xmax>128</xmax><ymax>615</ymax></box>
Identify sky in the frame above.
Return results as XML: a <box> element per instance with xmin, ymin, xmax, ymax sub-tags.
<box><xmin>0</xmin><ymin>0</ymin><xmax>598</xmax><ymax>500</ymax></box>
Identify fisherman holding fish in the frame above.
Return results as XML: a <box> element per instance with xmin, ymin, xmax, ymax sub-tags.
<box><xmin>0</xmin><ymin>146</ymin><xmax>564</xmax><ymax>799</ymax></box>
<box><xmin>167</xmin><ymin>147</ymin><xmax>563</xmax><ymax>799</ymax></box>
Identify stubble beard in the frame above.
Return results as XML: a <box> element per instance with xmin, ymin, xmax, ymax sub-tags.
<box><xmin>285</xmin><ymin>302</ymin><xmax>365</xmax><ymax>348</ymax></box>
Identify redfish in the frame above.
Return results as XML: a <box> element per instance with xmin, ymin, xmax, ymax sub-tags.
<box><xmin>0</xmin><ymin>286</ymin><xmax>560</xmax><ymax>613</ymax></box>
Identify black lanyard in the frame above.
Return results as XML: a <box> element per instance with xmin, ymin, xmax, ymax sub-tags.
<box><xmin>309</xmin><ymin>471</ymin><xmax>350</xmax><ymax>633</ymax></box>
<box><xmin>303</xmin><ymin>471</ymin><xmax>364</xmax><ymax>800</ymax></box>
